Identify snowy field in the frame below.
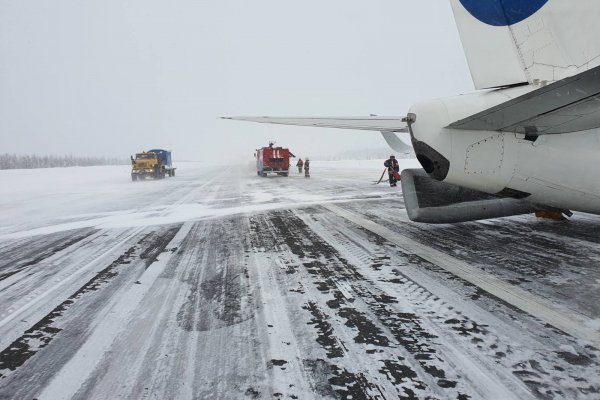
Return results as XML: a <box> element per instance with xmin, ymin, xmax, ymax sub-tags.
<box><xmin>1</xmin><ymin>160</ymin><xmax>600</xmax><ymax>399</ymax></box>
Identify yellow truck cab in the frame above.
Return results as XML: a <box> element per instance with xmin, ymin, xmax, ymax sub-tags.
<box><xmin>131</xmin><ymin>150</ymin><xmax>175</xmax><ymax>181</ymax></box>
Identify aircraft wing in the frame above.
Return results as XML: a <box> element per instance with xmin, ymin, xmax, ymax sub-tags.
<box><xmin>222</xmin><ymin>116</ymin><xmax>408</xmax><ymax>132</ymax></box>
<box><xmin>447</xmin><ymin>65</ymin><xmax>600</xmax><ymax>135</ymax></box>
<box><xmin>223</xmin><ymin>116</ymin><xmax>412</xmax><ymax>153</ymax></box>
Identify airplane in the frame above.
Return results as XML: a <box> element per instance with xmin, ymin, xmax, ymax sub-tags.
<box><xmin>224</xmin><ymin>0</ymin><xmax>600</xmax><ymax>224</ymax></box>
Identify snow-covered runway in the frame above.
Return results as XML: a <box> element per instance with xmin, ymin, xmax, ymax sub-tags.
<box><xmin>1</xmin><ymin>161</ymin><xmax>599</xmax><ymax>399</ymax></box>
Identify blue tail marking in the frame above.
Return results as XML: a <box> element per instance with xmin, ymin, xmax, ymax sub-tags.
<box><xmin>459</xmin><ymin>0</ymin><xmax>548</xmax><ymax>26</ymax></box>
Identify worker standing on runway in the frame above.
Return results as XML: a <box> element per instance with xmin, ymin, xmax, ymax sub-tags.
<box><xmin>304</xmin><ymin>158</ymin><xmax>310</xmax><ymax>178</ymax></box>
<box><xmin>384</xmin><ymin>155</ymin><xmax>399</xmax><ymax>187</ymax></box>
<box><xmin>297</xmin><ymin>158</ymin><xmax>304</xmax><ymax>173</ymax></box>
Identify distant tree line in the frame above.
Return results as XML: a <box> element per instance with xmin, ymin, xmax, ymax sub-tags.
<box><xmin>0</xmin><ymin>153</ymin><xmax>127</xmax><ymax>170</ymax></box>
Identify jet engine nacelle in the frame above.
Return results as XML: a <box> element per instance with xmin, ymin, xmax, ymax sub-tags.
<box><xmin>404</xmin><ymin>90</ymin><xmax>557</xmax><ymax>223</ymax></box>
<box><xmin>407</xmin><ymin>86</ymin><xmax>600</xmax><ymax>217</ymax></box>
<box><xmin>400</xmin><ymin>169</ymin><xmax>544</xmax><ymax>223</ymax></box>
<box><xmin>409</xmin><ymin>86</ymin><xmax>534</xmax><ymax>197</ymax></box>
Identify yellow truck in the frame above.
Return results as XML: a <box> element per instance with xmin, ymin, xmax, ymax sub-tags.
<box><xmin>131</xmin><ymin>149</ymin><xmax>175</xmax><ymax>181</ymax></box>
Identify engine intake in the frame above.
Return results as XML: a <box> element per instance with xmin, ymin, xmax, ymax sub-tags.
<box><xmin>411</xmin><ymin>140</ymin><xmax>450</xmax><ymax>181</ymax></box>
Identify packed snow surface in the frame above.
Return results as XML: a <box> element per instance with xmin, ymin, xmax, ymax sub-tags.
<box><xmin>0</xmin><ymin>160</ymin><xmax>599</xmax><ymax>399</ymax></box>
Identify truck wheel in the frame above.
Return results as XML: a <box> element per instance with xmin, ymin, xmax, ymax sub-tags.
<box><xmin>132</xmin><ymin>175</ymin><xmax>137</xmax><ymax>181</ymax></box>
<box><xmin>261</xmin><ymin>172</ymin><xmax>267</xmax><ymax>177</ymax></box>
<box><xmin>172</xmin><ymin>169</ymin><xmax>175</xmax><ymax>177</ymax></box>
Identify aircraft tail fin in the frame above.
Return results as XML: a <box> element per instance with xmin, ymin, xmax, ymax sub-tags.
<box><xmin>450</xmin><ymin>0</ymin><xmax>600</xmax><ymax>89</ymax></box>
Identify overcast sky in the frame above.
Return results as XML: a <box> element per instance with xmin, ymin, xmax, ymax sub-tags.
<box><xmin>0</xmin><ymin>0</ymin><xmax>473</xmax><ymax>162</ymax></box>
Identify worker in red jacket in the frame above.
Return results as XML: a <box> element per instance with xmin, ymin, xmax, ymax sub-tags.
<box><xmin>384</xmin><ymin>155</ymin><xmax>399</xmax><ymax>187</ymax></box>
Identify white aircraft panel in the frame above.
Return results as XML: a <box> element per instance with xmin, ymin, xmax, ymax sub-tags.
<box><xmin>447</xmin><ymin>65</ymin><xmax>600</xmax><ymax>134</ymax></box>
<box><xmin>450</xmin><ymin>0</ymin><xmax>600</xmax><ymax>88</ymax></box>
<box><xmin>515</xmin><ymin>0</ymin><xmax>600</xmax><ymax>83</ymax></box>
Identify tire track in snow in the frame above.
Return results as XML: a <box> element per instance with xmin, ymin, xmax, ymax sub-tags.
<box><xmin>0</xmin><ymin>225</ymin><xmax>181</xmax><ymax>398</ymax></box>
<box><xmin>0</xmin><ymin>229</ymin><xmax>96</xmax><ymax>282</ymax></box>
<box><xmin>251</xmin><ymin>210</ymin><xmax>471</xmax><ymax>399</ymax></box>
<box><xmin>344</xmin><ymin>200</ymin><xmax>600</xmax><ymax>320</ymax></box>
<box><xmin>67</xmin><ymin>216</ymin><xmax>269</xmax><ymax>399</ymax></box>
<box><xmin>0</xmin><ymin>228</ymin><xmax>151</xmax><ymax>353</ymax></box>
<box><xmin>324</xmin><ymin>204</ymin><xmax>600</xmax><ymax>347</ymax></box>
<box><xmin>311</xmin><ymin>204</ymin><xmax>600</xmax><ymax>399</ymax></box>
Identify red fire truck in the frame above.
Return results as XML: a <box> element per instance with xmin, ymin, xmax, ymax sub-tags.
<box><xmin>256</xmin><ymin>143</ymin><xmax>293</xmax><ymax>177</ymax></box>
